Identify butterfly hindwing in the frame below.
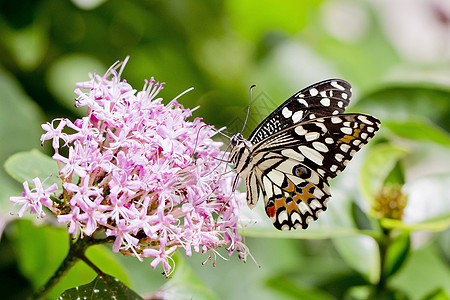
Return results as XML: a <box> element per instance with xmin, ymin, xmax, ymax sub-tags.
<box><xmin>251</xmin><ymin>155</ymin><xmax>330</xmax><ymax>230</ymax></box>
<box><xmin>249</xmin><ymin>79</ymin><xmax>352</xmax><ymax>144</ymax></box>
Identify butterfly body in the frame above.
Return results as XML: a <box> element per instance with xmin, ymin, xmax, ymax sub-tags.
<box><xmin>229</xmin><ymin>79</ymin><xmax>380</xmax><ymax>230</ymax></box>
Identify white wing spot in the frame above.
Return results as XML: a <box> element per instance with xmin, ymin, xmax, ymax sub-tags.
<box><xmin>309</xmin><ymin>88</ymin><xmax>319</xmax><ymax>96</ymax></box>
<box><xmin>357</xmin><ymin>115</ymin><xmax>374</xmax><ymax>125</ymax></box>
<box><xmin>305</xmin><ymin>131</ymin><xmax>320</xmax><ymax>141</ymax></box>
<box><xmin>313</xmin><ymin>188</ymin><xmax>325</xmax><ymax>198</ymax></box>
<box><xmin>335</xmin><ymin>153</ymin><xmax>344</xmax><ymax>162</ymax></box>
<box><xmin>325</xmin><ymin>137</ymin><xmax>334</xmax><ymax>144</ymax></box>
<box><xmin>353</xmin><ymin>139</ymin><xmax>361</xmax><ymax>146</ymax></box>
<box><xmin>341</xmin><ymin>127</ymin><xmax>352</xmax><ymax>135</ymax></box>
<box><xmin>320</xmin><ymin>91</ymin><xmax>327</xmax><ymax>97</ymax></box>
<box><xmin>342</xmin><ymin>92</ymin><xmax>348</xmax><ymax>99</ymax></box>
<box><xmin>361</xmin><ymin>132</ymin><xmax>368</xmax><ymax>139</ymax></box>
<box><xmin>295</xmin><ymin>93</ymin><xmax>305</xmax><ymax>98</ymax></box>
<box><xmin>337</xmin><ymin>101</ymin><xmax>344</xmax><ymax>108</ymax></box>
<box><xmin>297</xmin><ymin>201</ymin><xmax>312</xmax><ymax>214</ymax></box>
<box><xmin>291</xmin><ymin>211</ymin><xmax>301</xmax><ymax>224</ymax></box>
<box><xmin>298</xmin><ymin>145</ymin><xmax>324</xmax><ymax>165</ymax></box>
<box><xmin>282</xmin><ymin>107</ymin><xmax>293</xmax><ymax>118</ymax></box>
<box><xmin>320</xmin><ymin>97</ymin><xmax>331</xmax><ymax>106</ymax></box>
<box><xmin>305</xmin><ymin>216</ymin><xmax>314</xmax><ymax>225</ymax></box>
<box><xmin>294</xmin><ymin>126</ymin><xmax>307</xmax><ymax>136</ymax></box>
<box><xmin>332</xmin><ymin>110</ymin><xmax>339</xmax><ymax>115</ymax></box>
<box><xmin>331</xmin><ymin>117</ymin><xmax>342</xmax><ymax>124</ymax></box>
<box><xmin>309</xmin><ymin>113</ymin><xmax>316</xmax><ymax>119</ymax></box>
<box><xmin>266</xmin><ymin>170</ymin><xmax>285</xmax><ymax>186</ymax></box>
<box><xmin>340</xmin><ymin>144</ymin><xmax>351</xmax><ymax>152</ymax></box>
<box><xmin>262</xmin><ymin>176</ymin><xmax>272</xmax><ymax>195</ymax></box>
<box><xmin>292</xmin><ymin>111</ymin><xmax>304</xmax><ymax>123</ymax></box>
<box><xmin>350</xmin><ymin>149</ymin><xmax>356</xmax><ymax>156</ymax></box>
<box><xmin>331</xmin><ymin>81</ymin><xmax>346</xmax><ymax>90</ymax></box>
<box><xmin>312</xmin><ymin>141</ymin><xmax>328</xmax><ymax>152</ymax></box>
<box><xmin>330</xmin><ymin>165</ymin><xmax>338</xmax><ymax>172</ymax></box>
<box><xmin>309</xmin><ymin>199</ymin><xmax>322</xmax><ymax>209</ymax></box>
<box><xmin>317</xmin><ymin>169</ymin><xmax>326</xmax><ymax>177</ymax></box>
<box><xmin>278</xmin><ymin>210</ymin><xmax>288</xmax><ymax>223</ymax></box>
<box><xmin>315</xmin><ymin>122</ymin><xmax>327</xmax><ymax>132</ymax></box>
<box><xmin>282</xmin><ymin>149</ymin><xmax>305</xmax><ymax>162</ymax></box>
<box><xmin>367</xmin><ymin>126</ymin><xmax>375</xmax><ymax>133</ymax></box>
<box><xmin>298</xmin><ymin>98</ymin><xmax>309</xmax><ymax>107</ymax></box>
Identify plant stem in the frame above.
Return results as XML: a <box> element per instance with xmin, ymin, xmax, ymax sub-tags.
<box><xmin>28</xmin><ymin>235</ymin><xmax>113</xmax><ymax>299</ymax></box>
<box><xmin>371</xmin><ymin>227</ymin><xmax>391</xmax><ymax>299</ymax></box>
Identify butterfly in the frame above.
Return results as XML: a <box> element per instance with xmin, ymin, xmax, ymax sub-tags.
<box><xmin>229</xmin><ymin>79</ymin><xmax>380</xmax><ymax>230</ymax></box>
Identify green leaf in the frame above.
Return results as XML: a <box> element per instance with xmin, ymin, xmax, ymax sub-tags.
<box><xmin>383</xmin><ymin>232</ymin><xmax>410</xmax><ymax>279</ymax></box>
<box><xmin>59</xmin><ymin>273</ymin><xmax>143</xmax><ymax>300</ymax></box>
<box><xmin>0</xmin><ymin>68</ymin><xmax>44</xmax><ymax>206</ymax></box>
<box><xmin>226</xmin><ymin>0</ymin><xmax>321</xmax><ymax>41</ymax></box>
<box><xmin>421</xmin><ymin>288</ymin><xmax>450</xmax><ymax>300</ymax></box>
<box><xmin>390</xmin><ymin>243</ymin><xmax>450</xmax><ymax>300</ymax></box>
<box><xmin>159</xmin><ymin>254</ymin><xmax>219</xmax><ymax>300</ymax></box>
<box><xmin>46</xmin><ymin>54</ymin><xmax>104</xmax><ymax>116</ymax></box>
<box><xmin>332</xmin><ymin>235</ymin><xmax>380</xmax><ymax>284</ymax></box>
<box><xmin>355</xmin><ymin>84</ymin><xmax>450</xmax><ymax>132</ymax></box>
<box><xmin>11</xmin><ymin>219</ymin><xmax>129</xmax><ymax>299</ymax></box>
<box><xmin>4</xmin><ymin>149</ymin><xmax>60</xmax><ymax>189</ymax></box>
<box><xmin>12</xmin><ymin>219</ymin><xmax>70</xmax><ymax>290</ymax></box>
<box><xmin>380</xmin><ymin>215</ymin><xmax>450</xmax><ymax>232</ymax></box>
<box><xmin>384</xmin><ymin>120</ymin><xmax>450</xmax><ymax>146</ymax></box>
<box><xmin>359</xmin><ymin>143</ymin><xmax>407</xmax><ymax>205</ymax></box>
<box><xmin>240</xmin><ymin>225</ymin><xmax>379</xmax><ymax>240</ymax></box>
<box><xmin>266</xmin><ymin>275</ymin><xmax>335</xmax><ymax>300</ymax></box>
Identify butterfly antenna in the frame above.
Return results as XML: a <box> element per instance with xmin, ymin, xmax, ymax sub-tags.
<box><xmin>240</xmin><ymin>85</ymin><xmax>256</xmax><ymax>134</ymax></box>
<box><xmin>215</xmin><ymin>127</ymin><xmax>232</xmax><ymax>140</ymax></box>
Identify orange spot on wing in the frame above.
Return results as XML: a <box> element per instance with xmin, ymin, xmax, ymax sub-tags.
<box><xmin>286</xmin><ymin>199</ymin><xmax>299</xmax><ymax>214</ymax></box>
<box><xmin>291</xmin><ymin>183</ymin><xmax>315</xmax><ymax>203</ymax></box>
<box><xmin>337</xmin><ymin>128</ymin><xmax>361</xmax><ymax>144</ymax></box>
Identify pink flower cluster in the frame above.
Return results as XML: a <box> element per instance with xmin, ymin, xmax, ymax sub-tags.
<box><xmin>10</xmin><ymin>58</ymin><xmax>245</xmax><ymax>276</ymax></box>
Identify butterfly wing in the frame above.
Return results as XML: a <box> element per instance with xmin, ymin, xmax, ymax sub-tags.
<box><xmin>247</xmin><ymin>113</ymin><xmax>380</xmax><ymax>230</ymax></box>
<box><xmin>249</xmin><ymin>79</ymin><xmax>352</xmax><ymax>144</ymax></box>
<box><xmin>246</xmin><ymin>153</ymin><xmax>330</xmax><ymax>230</ymax></box>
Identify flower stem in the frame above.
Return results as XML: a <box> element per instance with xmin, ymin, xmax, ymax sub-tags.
<box><xmin>28</xmin><ymin>235</ymin><xmax>113</xmax><ymax>299</ymax></box>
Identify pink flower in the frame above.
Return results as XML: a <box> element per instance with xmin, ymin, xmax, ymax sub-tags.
<box><xmin>10</xmin><ymin>57</ymin><xmax>246</xmax><ymax>276</ymax></box>
<box><xmin>10</xmin><ymin>178</ymin><xmax>58</xmax><ymax>218</ymax></box>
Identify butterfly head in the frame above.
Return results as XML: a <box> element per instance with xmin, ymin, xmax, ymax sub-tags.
<box><xmin>230</xmin><ymin>133</ymin><xmax>244</xmax><ymax>148</ymax></box>
<box><xmin>229</xmin><ymin>133</ymin><xmax>253</xmax><ymax>175</ymax></box>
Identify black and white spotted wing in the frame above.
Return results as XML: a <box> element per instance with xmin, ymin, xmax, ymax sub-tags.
<box><xmin>249</xmin><ymin>79</ymin><xmax>352</xmax><ymax>144</ymax></box>
<box><xmin>229</xmin><ymin>79</ymin><xmax>380</xmax><ymax>230</ymax></box>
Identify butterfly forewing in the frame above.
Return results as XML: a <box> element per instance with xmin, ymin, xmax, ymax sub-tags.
<box><xmin>230</xmin><ymin>79</ymin><xmax>380</xmax><ymax>230</ymax></box>
<box><xmin>249</xmin><ymin>79</ymin><xmax>352</xmax><ymax>144</ymax></box>
<box><xmin>253</xmin><ymin>114</ymin><xmax>380</xmax><ymax>181</ymax></box>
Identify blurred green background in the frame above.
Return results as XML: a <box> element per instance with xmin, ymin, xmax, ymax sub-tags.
<box><xmin>0</xmin><ymin>0</ymin><xmax>449</xmax><ymax>299</ymax></box>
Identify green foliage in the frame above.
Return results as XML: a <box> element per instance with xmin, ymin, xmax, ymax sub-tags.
<box><xmin>158</xmin><ymin>254</ymin><xmax>219</xmax><ymax>300</ymax></box>
<box><xmin>4</xmin><ymin>149</ymin><xmax>60</xmax><ymax>190</ymax></box>
<box><xmin>59</xmin><ymin>274</ymin><xmax>142</xmax><ymax>300</ymax></box>
<box><xmin>1</xmin><ymin>0</ymin><xmax>449</xmax><ymax>299</ymax></box>
<box><xmin>266</xmin><ymin>274</ymin><xmax>335</xmax><ymax>300</ymax></box>
<box><xmin>382</xmin><ymin>232</ymin><xmax>410</xmax><ymax>279</ymax></box>
<box><xmin>11</xmin><ymin>220</ymin><xmax>129</xmax><ymax>299</ymax></box>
